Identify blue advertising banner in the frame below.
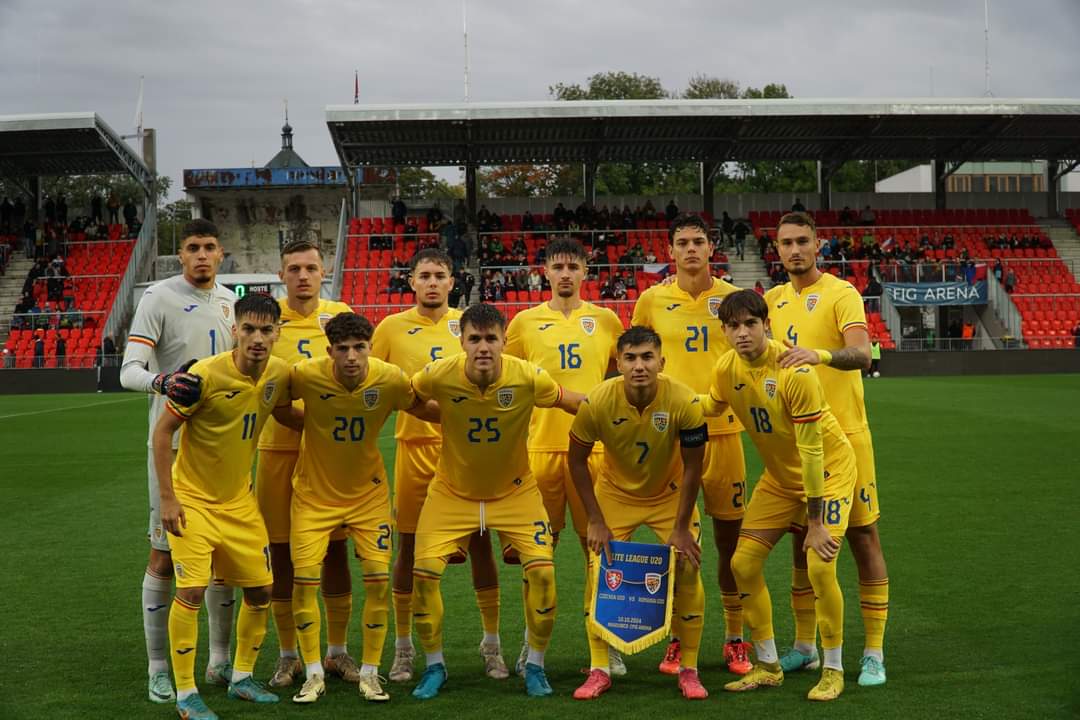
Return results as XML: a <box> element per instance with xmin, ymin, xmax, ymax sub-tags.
<box><xmin>884</xmin><ymin>281</ymin><xmax>988</xmax><ymax>306</ymax></box>
<box><xmin>588</xmin><ymin>540</ymin><xmax>675</xmax><ymax>654</ymax></box>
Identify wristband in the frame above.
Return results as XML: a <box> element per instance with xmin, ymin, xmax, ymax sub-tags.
<box><xmin>816</xmin><ymin>349</ymin><xmax>833</xmax><ymax>366</ymax></box>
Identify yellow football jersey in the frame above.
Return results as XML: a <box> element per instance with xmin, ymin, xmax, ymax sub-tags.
<box><xmin>707</xmin><ymin>340</ymin><xmax>855</xmax><ymax>493</ymax></box>
<box><xmin>570</xmin><ymin>374</ymin><xmax>707</xmax><ymax>499</ymax></box>
<box><xmin>258</xmin><ymin>297</ymin><xmax>353</xmax><ymax>451</ymax></box>
<box><xmin>168</xmin><ymin>352</ymin><xmax>291</xmax><ymax>507</ymax></box>
<box><xmin>632</xmin><ymin>277</ymin><xmax>744</xmax><ymax>436</ymax></box>
<box><xmin>410</xmin><ymin>354</ymin><xmax>562</xmax><ymax>500</ymax></box>
<box><xmin>372</xmin><ymin>306</ymin><xmax>463</xmax><ymax>443</ymax></box>
<box><xmin>290</xmin><ymin>355</ymin><xmax>415</xmax><ymax>505</ymax></box>
<box><xmin>504</xmin><ymin>301</ymin><xmax>622</xmax><ymax>451</ymax></box>
<box><xmin>764</xmin><ymin>273</ymin><xmax>869</xmax><ymax>433</ymax></box>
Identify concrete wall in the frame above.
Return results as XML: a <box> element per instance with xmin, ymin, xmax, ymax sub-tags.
<box><xmin>187</xmin><ymin>188</ymin><xmax>346</xmax><ymax>273</ymax></box>
<box><xmin>877</xmin><ymin>349</ymin><xmax>1080</xmax><ymax>376</ymax></box>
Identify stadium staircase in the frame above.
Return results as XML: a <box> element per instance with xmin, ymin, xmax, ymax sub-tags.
<box><xmin>727</xmin><ymin>255</ymin><xmax>771</xmax><ymax>290</ymax></box>
<box><xmin>0</xmin><ymin>253</ymin><xmax>35</xmax><ymax>345</ymax></box>
<box><xmin>1046</xmin><ymin>215</ymin><xmax>1080</xmax><ymax>283</ymax></box>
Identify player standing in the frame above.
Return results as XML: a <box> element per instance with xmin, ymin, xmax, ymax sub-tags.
<box><xmin>152</xmin><ymin>293</ymin><xmax>292</xmax><ymax>719</ymax></box>
<box><xmin>283</xmin><ymin>312</ymin><xmax>437</xmax><ymax>705</ymax></box>
<box><xmin>568</xmin><ymin>326</ymin><xmax>710</xmax><ymax>700</ymax></box>
<box><xmin>502</xmin><ymin>237</ymin><xmax>623</xmax><ymax>674</ymax></box>
<box><xmin>408</xmin><ymin>303</ymin><xmax>584</xmax><ymax>700</ymax></box>
<box><xmin>631</xmin><ymin>212</ymin><xmax>752</xmax><ymax>674</ymax></box>
<box><xmin>120</xmin><ymin>219</ymin><xmax>238</xmax><ymax>703</ymax></box>
<box><xmin>371</xmin><ymin>249</ymin><xmax>506</xmax><ymax>682</ymax></box>
<box><xmin>706</xmin><ymin>290</ymin><xmax>856</xmax><ymax>701</ymax></box>
<box><xmin>253</xmin><ymin>239</ymin><xmax>359</xmax><ymax>688</ymax></box>
<box><xmin>764</xmin><ymin>212</ymin><xmax>889</xmax><ymax>686</ymax></box>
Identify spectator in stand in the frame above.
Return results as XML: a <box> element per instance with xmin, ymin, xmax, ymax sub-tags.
<box><xmin>720</xmin><ymin>211</ymin><xmax>735</xmax><ymax>246</ymax></box>
<box><xmin>599</xmin><ymin>278</ymin><xmax>615</xmax><ymax>299</ymax></box>
<box><xmin>448</xmin><ymin>273</ymin><xmax>463</xmax><ymax>309</ymax></box>
<box><xmin>90</xmin><ymin>192</ymin><xmax>103</xmax><ymax>222</ymax></box>
<box><xmin>23</xmin><ymin>256</ymin><xmax>48</xmax><ymax>296</ymax></box>
<box><xmin>613</xmin><ymin>276</ymin><xmax>627</xmax><ymax>300</ymax></box>
<box><xmin>448</xmin><ymin>234</ymin><xmax>468</xmax><ymax>272</ymax></box>
<box><xmin>123</xmin><ymin>198</ymin><xmax>138</xmax><ymax>231</ymax></box>
<box><xmin>44</xmin><ymin>195</ymin><xmax>56</xmax><ymax>224</ymax></box>
<box><xmin>839</xmin><ymin>205</ymin><xmax>855</xmax><ymax>225</ymax></box>
<box><xmin>13</xmin><ymin>291</ymin><xmax>35</xmax><ymax>329</ymax></box>
<box><xmin>791</xmin><ymin>198</ymin><xmax>806</xmax><ymax>212</ymax></box>
<box><xmin>0</xmin><ymin>196</ymin><xmax>12</xmax><ymax>230</ymax></box>
<box><xmin>45</xmin><ymin>225</ymin><xmax>61</xmax><ymax>257</ymax></box>
<box><xmin>46</xmin><ymin>257</ymin><xmax>68</xmax><ymax>303</ymax></box>
<box><xmin>860</xmin><ymin>204</ymin><xmax>877</xmax><ymax>225</ymax></box>
<box><xmin>758</xmin><ymin>230</ymin><xmax>770</xmax><ymax>259</ymax></box>
<box><xmin>106</xmin><ymin>192</ymin><xmax>120</xmax><ymax>224</ymax></box>
<box><xmin>23</xmin><ymin>219</ymin><xmax>36</xmax><ymax>258</ymax></box>
<box><xmin>665</xmin><ymin>199</ymin><xmax>679</xmax><ymax>221</ymax></box>
<box><xmin>476</xmin><ymin>204</ymin><xmax>492</xmax><ymax>227</ymax></box>
<box><xmin>404</xmin><ymin>217</ymin><xmax>418</xmax><ymax>235</ymax></box>
<box><xmin>461</xmin><ymin>270</ymin><xmax>475</xmax><ymax>305</ymax></box>
<box><xmin>993</xmin><ymin>259</ymin><xmax>1004</xmax><ymax>284</ymax></box>
<box><xmin>527</xmin><ymin>267</ymin><xmax>542</xmax><ymax>293</ymax></box>
<box><xmin>2</xmin><ymin>347</ymin><xmax>12</xmax><ymax>369</ymax></box>
<box><xmin>1005</xmin><ymin>268</ymin><xmax>1017</xmax><ymax>293</ymax></box>
<box><xmin>56</xmin><ymin>335</ymin><xmax>66</xmax><ymax>368</ymax></box>
<box><xmin>753</xmin><ymin>280</ymin><xmax>765</xmax><ymax>296</ymax></box>
<box><xmin>33</xmin><ymin>331</ymin><xmax>45</xmax><ymax>368</ymax></box>
<box><xmin>522</xmin><ymin>210</ymin><xmax>535</xmax><ymax>231</ymax></box>
<box><xmin>452</xmin><ymin>198</ymin><xmax>467</xmax><ymax>232</ymax></box>
<box><xmin>57</xmin><ymin>194</ymin><xmax>68</xmax><ymax>225</ymax></box>
<box><xmin>13</xmin><ymin>196</ymin><xmax>26</xmax><ymax>227</ymax></box>
<box><xmin>733</xmin><ymin>218</ymin><xmax>749</xmax><ymax>260</ymax></box>
<box><xmin>391</xmin><ymin>196</ymin><xmax>407</xmax><ymax>226</ymax></box>
<box><xmin>863</xmin><ymin>276</ymin><xmax>883</xmax><ymax>313</ymax></box>
<box><xmin>426</xmin><ymin>203</ymin><xmax>444</xmax><ymax>227</ymax></box>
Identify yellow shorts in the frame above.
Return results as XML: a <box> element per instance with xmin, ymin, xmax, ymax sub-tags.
<box><xmin>528</xmin><ymin>449</ymin><xmax>605</xmax><ymax>537</ymax></box>
<box><xmin>846</xmin><ymin>429</ymin><xmax>881</xmax><ymax>528</ymax></box>
<box><xmin>393</xmin><ymin>441</ymin><xmax>440</xmax><ymax>534</ymax></box>
<box><xmin>596</xmin><ymin>480</ymin><xmax>702</xmax><ymax>545</ymax></box>
<box><xmin>255</xmin><ymin>450</ymin><xmax>297</xmax><ymax>544</ymax></box>
<box><xmin>170</xmin><ymin>493</ymin><xmax>272</xmax><ymax>589</ymax></box>
<box><xmin>701</xmin><ymin>433</ymin><xmax>747</xmax><ymax>520</ymax></box>
<box><xmin>414</xmin><ymin>477</ymin><xmax>553</xmax><ymax>563</ymax></box>
<box><xmin>742</xmin><ymin>472</ymin><xmax>856</xmax><ymax>537</ymax></box>
<box><xmin>290</xmin><ymin>490</ymin><xmax>393</xmax><ymax>569</ymax></box>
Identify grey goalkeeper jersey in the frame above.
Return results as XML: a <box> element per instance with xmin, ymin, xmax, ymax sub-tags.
<box><xmin>121</xmin><ymin>274</ymin><xmax>237</xmax><ymax>447</ymax></box>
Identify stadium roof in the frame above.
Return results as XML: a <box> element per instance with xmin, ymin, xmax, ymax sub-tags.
<box><xmin>0</xmin><ymin>112</ymin><xmax>154</xmax><ymax>194</ymax></box>
<box><xmin>326</xmin><ymin>98</ymin><xmax>1080</xmax><ymax>169</ymax></box>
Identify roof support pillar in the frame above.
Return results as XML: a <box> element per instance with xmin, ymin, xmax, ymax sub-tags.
<box><xmin>465</xmin><ymin>162</ymin><xmax>478</xmax><ymax>227</ymax></box>
<box><xmin>818</xmin><ymin>160</ymin><xmax>842</xmax><ymax>211</ymax></box>
<box><xmin>1047</xmin><ymin>159</ymin><xmax>1060</xmax><ymax>218</ymax></box>
<box><xmin>583</xmin><ymin>161</ymin><xmax>597</xmax><ymax>207</ymax></box>
<box><xmin>28</xmin><ymin>175</ymin><xmax>40</xmax><ymax>222</ymax></box>
<box><xmin>933</xmin><ymin>158</ymin><xmax>948</xmax><ymax>210</ymax></box>
<box><xmin>701</xmin><ymin>161</ymin><xmax>718</xmax><ymax>220</ymax></box>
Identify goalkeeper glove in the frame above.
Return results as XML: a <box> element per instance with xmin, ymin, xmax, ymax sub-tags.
<box><xmin>152</xmin><ymin>358</ymin><xmax>202</xmax><ymax>405</ymax></box>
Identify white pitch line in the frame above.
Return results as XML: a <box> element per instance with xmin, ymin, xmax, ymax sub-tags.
<box><xmin>0</xmin><ymin>395</ymin><xmax>142</xmax><ymax>420</ymax></box>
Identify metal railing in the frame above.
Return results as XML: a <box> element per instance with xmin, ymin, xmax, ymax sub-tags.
<box><xmin>9</xmin><ymin>309</ymin><xmax>106</xmax><ymax>330</ymax></box>
<box><xmin>1</xmin><ymin>351</ymin><xmax>119</xmax><ymax>370</ymax></box>
<box><xmin>879</xmin><ymin>291</ymin><xmax>903</xmax><ymax>347</ymax></box>
<box><xmin>986</xmin><ymin>273</ymin><xmax>1024</xmax><ymax>345</ymax></box>
<box><xmin>104</xmin><ymin>204</ymin><xmax>156</xmax><ymax>345</ymax></box>
<box><xmin>330</xmin><ymin>199</ymin><xmax>348</xmax><ymax>301</ymax></box>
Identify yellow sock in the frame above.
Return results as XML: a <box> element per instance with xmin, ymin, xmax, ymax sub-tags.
<box><xmin>859</xmin><ymin>578</ymin><xmax>889</xmax><ymax>653</ymax></box>
<box><xmin>271</xmin><ymin>599</ymin><xmax>296</xmax><ymax>654</ymax></box>
<box><xmin>522</xmin><ymin>557</ymin><xmax>556</xmax><ymax>652</ymax></box>
<box><xmin>323</xmin><ymin>591</ymin><xmax>352</xmax><ymax>650</ymax></box>
<box><xmin>729</xmin><ymin>534</ymin><xmax>775</xmax><ymax>642</ymax></box>
<box><xmin>233</xmin><ymin>597</ymin><xmax>270</xmax><ymax>674</ymax></box>
<box><xmin>392</xmin><ymin>589</ymin><xmax>412</xmax><ymax>640</ymax></box>
<box><xmin>475</xmin><ymin>585</ymin><xmax>500</xmax><ymax>636</ymax></box>
<box><xmin>721</xmin><ymin>591</ymin><xmax>744</xmax><ymax>640</ymax></box>
<box><xmin>168</xmin><ymin>596</ymin><xmax>200</xmax><ymax>692</ymax></box>
<box><xmin>413</xmin><ymin>558</ymin><xmax>446</xmax><ymax>653</ymax></box>
<box><xmin>807</xmin><ymin>548</ymin><xmax>844</xmax><ymax>650</ymax></box>
<box><xmin>293</xmin><ymin>566</ymin><xmax>323</xmax><ymax>665</ymax></box>
<box><xmin>361</xmin><ymin>560</ymin><xmax>390</xmax><ymax>667</ymax></box>
<box><xmin>672</xmin><ymin>560</ymin><xmax>705</xmax><ymax>669</ymax></box>
<box><xmin>791</xmin><ymin>566</ymin><xmax>817</xmax><ymax>645</ymax></box>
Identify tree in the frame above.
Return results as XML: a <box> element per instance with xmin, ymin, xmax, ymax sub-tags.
<box><xmin>0</xmin><ymin>173</ymin><xmax>171</xmax><ymax>212</ymax></box>
<box><xmin>395</xmin><ymin>167</ymin><xmax>463</xmax><ymax>201</ymax></box>
<box><xmin>683</xmin><ymin>75</ymin><xmax>741</xmax><ymax>100</ymax></box>
<box><xmin>829</xmin><ymin>160</ymin><xmax>922</xmax><ymax>193</ymax></box>
<box><xmin>478</xmin><ymin>164</ymin><xmax>581</xmax><ymax>198</ymax></box>
<box><xmin>550</xmin><ymin>71</ymin><xmax>669</xmax><ymax>101</ymax></box>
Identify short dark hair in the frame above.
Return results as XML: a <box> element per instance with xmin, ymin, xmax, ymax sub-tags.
<box><xmin>777</xmin><ymin>211</ymin><xmax>816</xmax><ymax>234</ymax></box>
<box><xmin>281</xmin><ymin>238</ymin><xmax>323</xmax><ymax>261</ymax></box>
<box><xmin>668</xmin><ymin>212</ymin><xmax>710</xmax><ymax>244</ymax></box>
<box><xmin>234</xmin><ymin>293</ymin><xmax>280</xmax><ymax>324</ymax></box>
<box><xmin>545</xmin><ymin>237</ymin><xmax>588</xmax><ymax>264</ymax></box>
<box><xmin>460</xmin><ymin>303</ymin><xmax>506</xmax><ymax>334</ymax></box>
<box><xmin>181</xmin><ymin>218</ymin><xmax>219</xmax><ymax>240</ymax></box>
<box><xmin>617</xmin><ymin>325</ymin><xmax>662</xmax><ymax>353</ymax></box>
<box><xmin>325</xmin><ymin>312</ymin><xmax>373</xmax><ymax>344</ymax></box>
<box><xmin>410</xmin><ymin>248</ymin><xmax>453</xmax><ymax>274</ymax></box>
<box><xmin>718</xmin><ymin>289</ymin><xmax>769</xmax><ymax>324</ymax></box>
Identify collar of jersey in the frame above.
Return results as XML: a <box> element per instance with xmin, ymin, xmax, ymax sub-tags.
<box><xmin>616</xmin><ymin>375</ymin><xmax>665</xmax><ymax>417</ymax></box>
<box><xmin>456</xmin><ymin>354</ymin><xmax>509</xmax><ymax>394</ymax></box>
<box><xmin>666</xmin><ymin>277</ymin><xmax>720</xmax><ymax>303</ymax></box>
<box><xmin>740</xmin><ymin>340</ymin><xmax>779</xmax><ymax>370</ymax></box>
<box><xmin>792</xmin><ymin>272</ymin><xmax>827</xmax><ymax>296</ymax></box>
<box><xmin>326</xmin><ymin>356</ymin><xmax>374</xmax><ymax>394</ymax></box>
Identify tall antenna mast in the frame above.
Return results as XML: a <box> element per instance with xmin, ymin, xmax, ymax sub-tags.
<box><xmin>463</xmin><ymin>0</ymin><xmax>470</xmax><ymax>102</ymax></box>
<box><xmin>983</xmin><ymin>0</ymin><xmax>993</xmax><ymax>97</ymax></box>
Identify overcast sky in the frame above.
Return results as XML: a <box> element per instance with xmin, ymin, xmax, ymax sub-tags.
<box><xmin>2</xmin><ymin>0</ymin><xmax>1078</xmax><ymax>199</ymax></box>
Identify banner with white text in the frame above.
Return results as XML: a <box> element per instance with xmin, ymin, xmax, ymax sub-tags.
<box><xmin>884</xmin><ymin>281</ymin><xmax>988</xmax><ymax>306</ymax></box>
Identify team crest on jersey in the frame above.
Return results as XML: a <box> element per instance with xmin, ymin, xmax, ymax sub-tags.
<box><xmin>497</xmin><ymin>388</ymin><xmax>514</xmax><ymax>408</ymax></box>
<box><xmin>645</xmin><ymin>572</ymin><xmax>662</xmax><ymax>595</ymax></box>
<box><xmin>651</xmin><ymin>411</ymin><xmax>669</xmax><ymax>433</ymax></box>
<box><xmin>708</xmin><ymin>296</ymin><xmax>723</xmax><ymax>318</ymax></box>
<box><xmin>318</xmin><ymin>313</ymin><xmax>333</xmax><ymax>330</ymax></box>
<box><xmin>447</xmin><ymin>319</ymin><xmax>461</xmax><ymax>337</ymax></box>
<box><xmin>363</xmin><ymin>388</ymin><xmax>380</xmax><ymax>409</ymax></box>
<box><xmin>805</xmin><ymin>294</ymin><xmax>820</xmax><ymax>313</ymax></box>
<box><xmin>580</xmin><ymin>316</ymin><xmax>596</xmax><ymax>335</ymax></box>
<box><xmin>220</xmin><ymin>301</ymin><xmax>231</xmax><ymax>320</ymax></box>
<box><xmin>764</xmin><ymin>378</ymin><xmax>777</xmax><ymax>399</ymax></box>
<box><xmin>263</xmin><ymin>381</ymin><xmax>277</xmax><ymax>405</ymax></box>
<box><xmin>605</xmin><ymin>569</ymin><xmax>624</xmax><ymax>591</ymax></box>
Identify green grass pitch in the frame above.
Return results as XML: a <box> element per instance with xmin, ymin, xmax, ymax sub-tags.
<box><xmin>1</xmin><ymin>375</ymin><xmax>1078</xmax><ymax>719</ymax></box>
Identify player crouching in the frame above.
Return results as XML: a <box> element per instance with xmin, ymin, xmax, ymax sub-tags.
<box><xmin>152</xmin><ymin>293</ymin><xmax>291</xmax><ymax>719</ymax></box>
<box><xmin>276</xmin><ymin>312</ymin><xmax>440</xmax><ymax>705</ymax></box>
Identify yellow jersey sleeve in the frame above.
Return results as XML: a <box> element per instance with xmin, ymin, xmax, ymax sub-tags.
<box><xmin>569</xmin><ymin>395</ymin><xmax>599</xmax><ymax>447</ymax></box>
<box><xmin>531</xmin><ymin>363</ymin><xmax>562</xmax><ymax>409</ymax></box>
<box><xmin>785</xmin><ymin>366</ymin><xmax>825</xmax><ymax>426</ymax></box>
<box><xmin>833</xmin><ymin>283</ymin><xmax>868</xmax><ymax>333</ymax></box>
<box><xmin>173</xmin><ymin>354</ymin><xmax>290</xmax><ymax>507</ymax></box>
<box><xmin>503</xmin><ymin>313</ymin><xmax>526</xmax><ymax>359</ymax></box>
